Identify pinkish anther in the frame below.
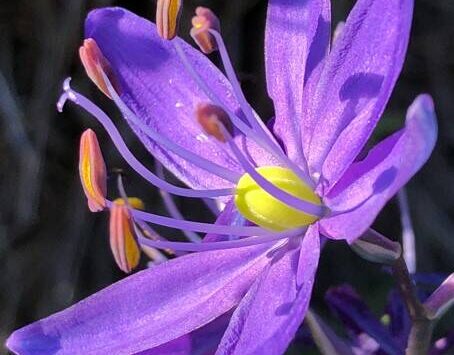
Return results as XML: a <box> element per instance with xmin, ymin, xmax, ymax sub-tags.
<box><xmin>190</xmin><ymin>7</ymin><xmax>220</xmax><ymax>54</ymax></box>
<box><xmin>109</xmin><ymin>197</ymin><xmax>144</xmax><ymax>273</ymax></box>
<box><xmin>79</xmin><ymin>129</ymin><xmax>107</xmax><ymax>212</ymax></box>
<box><xmin>79</xmin><ymin>38</ymin><xmax>120</xmax><ymax>98</ymax></box>
<box><xmin>156</xmin><ymin>0</ymin><xmax>183</xmax><ymax>40</ymax></box>
<box><xmin>196</xmin><ymin>103</ymin><xmax>232</xmax><ymax>142</ymax></box>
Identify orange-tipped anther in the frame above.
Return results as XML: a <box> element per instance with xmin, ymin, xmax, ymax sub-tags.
<box><xmin>79</xmin><ymin>38</ymin><xmax>120</xmax><ymax>98</ymax></box>
<box><xmin>79</xmin><ymin>129</ymin><xmax>107</xmax><ymax>212</ymax></box>
<box><xmin>156</xmin><ymin>0</ymin><xmax>183</xmax><ymax>40</ymax></box>
<box><xmin>196</xmin><ymin>103</ymin><xmax>232</xmax><ymax>142</ymax></box>
<box><xmin>190</xmin><ymin>7</ymin><xmax>220</xmax><ymax>54</ymax></box>
<box><xmin>109</xmin><ymin>198</ymin><xmax>144</xmax><ymax>273</ymax></box>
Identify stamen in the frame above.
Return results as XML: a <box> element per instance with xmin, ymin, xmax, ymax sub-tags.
<box><xmin>173</xmin><ymin>37</ymin><xmax>314</xmax><ymax>188</ymax></box>
<box><xmin>58</xmin><ymin>79</ymin><xmax>234</xmax><ymax>199</ymax></box>
<box><xmin>196</xmin><ymin>103</ymin><xmax>232</xmax><ymax>142</ymax></box>
<box><xmin>108</xmin><ymin>162</ymin><xmax>273</xmax><ymax>237</ymax></box>
<box><xmin>134</xmin><ymin>220</ymin><xmax>177</xmax><ymax>256</ymax></box>
<box><xmin>155</xmin><ymin>161</ymin><xmax>201</xmax><ymax>243</ymax></box>
<box><xmin>172</xmin><ymin>41</ymin><xmax>285</xmax><ymax>159</ymax></box>
<box><xmin>79</xmin><ymin>38</ymin><xmax>120</xmax><ymax>98</ymax></box>
<box><xmin>190</xmin><ymin>7</ymin><xmax>220</xmax><ymax>54</ymax></box>
<box><xmin>135</xmin><ymin>225</ymin><xmax>305</xmax><ymax>252</ymax></box>
<box><xmin>156</xmin><ymin>0</ymin><xmax>183</xmax><ymax>40</ymax></box>
<box><xmin>141</xmin><ymin>245</ymin><xmax>169</xmax><ymax>265</ymax></box>
<box><xmin>109</xmin><ymin>198</ymin><xmax>142</xmax><ymax>273</ymax></box>
<box><xmin>100</xmin><ymin>71</ymin><xmax>241</xmax><ymax>183</ymax></box>
<box><xmin>208</xmin><ymin>28</ymin><xmax>314</xmax><ymax>187</ymax></box>
<box><xmin>108</xmin><ymin>200</ymin><xmax>276</xmax><ymax>237</ymax></box>
<box><xmin>197</xmin><ymin>112</ymin><xmax>326</xmax><ymax>219</ymax></box>
<box><xmin>79</xmin><ymin>129</ymin><xmax>107</xmax><ymax>212</ymax></box>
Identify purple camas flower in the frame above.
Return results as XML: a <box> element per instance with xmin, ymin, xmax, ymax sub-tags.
<box><xmin>7</xmin><ymin>0</ymin><xmax>438</xmax><ymax>354</ymax></box>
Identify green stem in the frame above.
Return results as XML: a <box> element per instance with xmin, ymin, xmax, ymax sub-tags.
<box><xmin>391</xmin><ymin>255</ymin><xmax>433</xmax><ymax>355</ymax></box>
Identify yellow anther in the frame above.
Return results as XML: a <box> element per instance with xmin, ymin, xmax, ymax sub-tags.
<box><xmin>109</xmin><ymin>199</ymin><xmax>143</xmax><ymax>273</ymax></box>
<box><xmin>113</xmin><ymin>197</ymin><xmax>145</xmax><ymax>210</ymax></box>
<box><xmin>196</xmin><ymin>103</ymin><xmax>232</xmax><ymax>142</ymax></box>
<box><xmin>156</xmin><ymin>0</ymin><xmax>183</xmax><ymax>40</ymax></box>
<box><xmin>190</xmin><ymin>7</ymin><xmax>220</xmax><ymax>54</ymax></box>
<box><xmin>79</xmin><ymin>38</ymin><xmax>120</xmax><ymax>98</ymax></box>
<box><xmin>235</xmin><ymin>166</ymin><xmax>321</xmax><ymax>231</ymax></box>
<box><xmin>79</xmin><ymin>129</ymin><xmax>107</xmax><ymax>212</ymax></box>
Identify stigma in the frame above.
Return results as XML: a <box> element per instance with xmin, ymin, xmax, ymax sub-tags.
<box><xmin>235</xmin><ymin>166</ymin><xmax>322</xmax><ymax>231</ymax></box>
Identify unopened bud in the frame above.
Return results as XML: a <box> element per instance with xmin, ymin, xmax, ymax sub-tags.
<box><xmin>79</xmin><ymin>129</ymin><xmax>107</xmax><ymax>212</ymax></box>
<box><xmin>350</xmin><ymin>229</ymin><xmax>401</xmax><ymax>265</ymax></box>
<box><xmin>156</xmin><ymin>0</ymin><xmax>183</xmax><ymax>40</ymax></box>
<box><xmin>79</xmin><ymin>38</ymin><xmax>120</xmax><ymax>98</ymax></box>
<box><xmin>109</xmin><ymin>198</ymin><xmax>144</xmax><ymax>273</ymax></box>
<box><xmin>424</xmin><ymin>273</ymin><xmax>454</xmax><ymax>320</ymax></box>
<box><xmin>190</xmin><ymin>7</ymin><xmax>220</xmax><ymax>54</ymax></box>
<box><xmin>196</xmin><ymin>103</ymin><xmax>231</xmax><ymax>142</ymax></box>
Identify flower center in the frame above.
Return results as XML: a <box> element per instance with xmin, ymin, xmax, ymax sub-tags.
<box><xmin>235</xmin><ymin>166</ymin><xmax>322</xmax><ymax>232</ymax></box>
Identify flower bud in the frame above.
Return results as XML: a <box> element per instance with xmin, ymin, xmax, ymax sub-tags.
<box><xmin>156</xmin><ymin>0</ymin><xmax>183</xmax><ymax>40</ymax></box>
<box><xmin>424</xmin><ymin>273</ymin><xmax>454</xmax><ymax>320</ymax></box>
<box><xmin>350</xmin><ymin>229</ymin><xmax>401</xmax><ymax>265</ymax></box>
<box><xmin>109</xmin><ymin>198</ymin><xmax>144</xmax><ymax>273</ymax></box>
<box><xmin>79</xmin><ymin>129</ymin><xmax>107</xmax><ymax>212</ymax></box>
<box><xmin>190</xmin><ymin>7</ymin><xmax>220</xmax><ymax>54</ymax></box>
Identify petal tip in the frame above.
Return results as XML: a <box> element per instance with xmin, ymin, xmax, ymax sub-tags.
<box><xmin>408</xmin><ymin>93</ymin><xmax>438</xmax><ymax>141</ymax></box>
<box><xmin>6</xmin><ymin>325</ymin><xmax>61</xmax><ymax>355</ymax></box>
<box><xmin>85</xmin><ymin>7</ymin><xmax>128</xmax><ymax>37</ymax></box>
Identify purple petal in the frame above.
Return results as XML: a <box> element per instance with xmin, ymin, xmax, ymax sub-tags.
<box><xmin>306</xmin><ymin>0</ymin><xmax>414</xmax><ymax>187</ymax></box>
<box><xmin>321</xmin><ymin>94</ymin><xmax>437</xmax><ymax>242</ymax></box>
<box><xmin>137</xmin><ymin>312</ymin><xmax>231</xmax><ymax>355</ymax></box>
<box><xmin>301</xmin><ymin>0</ymin><xmax>331</xmax><ymax>159</ymax></box>
<box><xmin>216</xmin><ymin>227</ymin><xmax>320</xmax><ymax>354</ymax></box>
<box><xmin>425</xmin><ymin>273</ymin><xmax>454</xmax><ymax>320</ymax></box>
<box><xmin>325</xmin><ymin>285</ymin><xmax>401</xmax><ymax>355</ymax></box>
<box><xmin>265</xmin><ymin>0</ymin><xmax>328</xmax><ymax>164</ymax></box>
<box><xmin>6</xmin><ymin>245</ymin><xmax>272</xmax><ymax>355</ymax></box>
<box><xmin>85</xmin><ymin>8</ymin><xmax>246</xmax><ymax>190</ymax></box>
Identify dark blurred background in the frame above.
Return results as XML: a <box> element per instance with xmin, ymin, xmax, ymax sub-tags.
<box><xmin>0</xmin><ymin>0</ymin><xmax>453</xmax><ymax>353</ymax></box>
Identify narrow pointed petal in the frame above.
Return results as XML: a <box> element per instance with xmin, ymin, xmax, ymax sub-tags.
<box><xmin>306</xmin><ymin>0</ymin><xmax>414</xmax><ymax>186</ymax></box>
<box><xmin>265</xmin><ymin>0</ymin><xmax>328</xmax><ymax>163</ymax></box>
<box><xmin>216</xmin><ymin>226</ymin><xmax>320</xmax><ymax>355</ymax></box>
<box><xmin>85</xmin><ymin>8</ymin><xmax>247</xmax><ymax>190</ymax></box>
<box><xmin>6</xmin><ymin>245</ymin><xmax>273</xmax><ymax>355</ymax></box>
<box><xmin>321</xmin><ymin>95</ymin><xmax>437</xmax><ymax>242</ymax></box>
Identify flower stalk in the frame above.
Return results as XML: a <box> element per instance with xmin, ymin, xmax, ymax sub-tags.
<box><xmin>391</xmin><ymin>255</ymin><xmax>433</xmax><ymax>355</ymax></box>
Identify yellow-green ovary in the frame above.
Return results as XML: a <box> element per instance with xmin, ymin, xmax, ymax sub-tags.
<box><xmin>234</xmin><ymin>166</ymin><xmax>321</xmax><ymax>232</ymax></box>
